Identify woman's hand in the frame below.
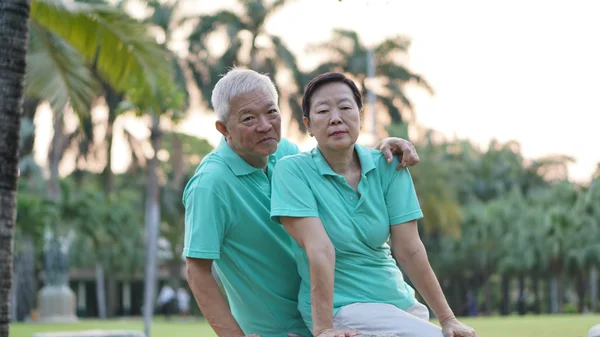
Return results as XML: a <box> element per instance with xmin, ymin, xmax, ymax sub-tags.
<box><xmin>440</xmin><ymin>316</ymin><xmax>477</xmax><ymax>337</ymax></box>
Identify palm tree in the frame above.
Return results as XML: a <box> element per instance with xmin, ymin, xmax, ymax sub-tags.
<box><xmin>186</xmin><ymin>0</ymin><xmax>306</xmax><ymax>130</ymax></box>
<box><xmin>307</xmin><ymin>29</ymin><xmax>434</xmax><ymax>127</ymax></box>
<box><xmin>0</xmin><ymin>0</ymin><xmax>30</xmax><ymax>334</ymax></box>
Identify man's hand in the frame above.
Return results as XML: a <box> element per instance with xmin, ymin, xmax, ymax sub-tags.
<box><xmin>376</xmin><ymin>137</ymin><xmax>419</xmax><ymax>169</ymax></box>
<box><xmin>315</xmin><ymin>328</ymin><xmax>361</xmax><ymax>337</ymax></box>
<box><xmin>440</xmin><ymin>317</ymin><xmax>476</xmax><ymax>337</ymax></box>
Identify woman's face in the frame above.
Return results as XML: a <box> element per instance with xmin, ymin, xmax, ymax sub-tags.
<box><xmin>304</xmin><ymin>82</ymin><xmax>362</xmax><ymax>151</ymax></box>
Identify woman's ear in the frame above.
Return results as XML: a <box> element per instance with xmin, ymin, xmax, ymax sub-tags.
<box><xmin>359</xmin><ymin>108</ymin><xmax>364</xmax><ymax>130</ymax></box>
<box><xmin>303</xmin><ymin>116</ymin><xmax>313</xmax><ymax>136</ymax></box>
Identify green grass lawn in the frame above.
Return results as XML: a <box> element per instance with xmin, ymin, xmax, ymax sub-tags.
<box><xmin>9</xmin><ymin>314</ymin><xmax>600</xmax><ymax>337</ymax></box>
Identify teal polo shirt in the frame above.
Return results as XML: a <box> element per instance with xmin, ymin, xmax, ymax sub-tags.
<box><xmin>182</xmin><ymin>137</ymin><xmax>311</xmax><ymax>337</ymax></box>
<box><xmin>270</xmin><ymin>144</ymin><xmax>423</xmax><ymax>331</ymax></box>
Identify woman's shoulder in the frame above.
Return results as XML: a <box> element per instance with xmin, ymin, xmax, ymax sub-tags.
<box><xmin>275</xmin><ymin>150</ymin><xmax>315</xmax><ymax>171</ymax></box>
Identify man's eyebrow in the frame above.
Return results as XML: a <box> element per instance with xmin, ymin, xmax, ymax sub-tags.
<box><xmin>263</xmin><ymin>101</ymin><xmax>276</xmax><ymax>109</ymax></box>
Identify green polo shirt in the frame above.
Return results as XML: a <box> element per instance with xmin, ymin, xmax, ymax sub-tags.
<box><xmin>270</xmin><ymin>144</ymin><xmax>423</xmax><ymax>331</ymax></box>
<box><xmin>182</xmin><ymin>137</ymin><xmax>311</xmax><ymax>337</ymax></box>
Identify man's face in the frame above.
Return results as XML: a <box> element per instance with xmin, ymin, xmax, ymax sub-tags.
<box><xmin>218</xmin><ymin>90</ymin><xmax>282</xmax><ymax>163</ymax></box>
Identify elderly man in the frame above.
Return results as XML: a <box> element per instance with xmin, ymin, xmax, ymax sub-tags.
<box><xmin>183</xmin><ymin>68</ymin><xmax>420</xmax><ymax>337</ymax></box>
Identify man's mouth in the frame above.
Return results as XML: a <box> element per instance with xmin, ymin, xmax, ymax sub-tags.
<box><xmin>259</xmin><ymin>137</ymin><xmax>276</xmax><ymax>143</ymax></box>
<box><xmin>330</xmin><ymin>131</ymin><xmax>347</xmax><ymax>136</ymax></box>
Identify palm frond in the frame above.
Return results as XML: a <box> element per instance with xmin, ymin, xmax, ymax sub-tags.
<box><xmin>31</xmin><ymin>0</ymin><xmax>172</xmax><ymax>111</ymax></box>
<box><xmin>377</xmin><ymin>63</ymin><xmax>434</xmax><ymax>95</ymax></box>
<box><xmin>375</xmin><ymin>35</ymin><xmax>412</xmax><ymax>59</ymax></box>
<box><xmin>270</xmin><ymin>35</ymin><xmax>304</xmax><ymax>90</ymax></box>
<box><xmin>188</xmin><ymin>11</ymin><xmax>247</xmax><ymax>45</ymax></box>
<box><xmin>26</xmin><ymin>23</ymin><xmax>100</xmax><ymax>118</ymax></box>
<box><xmin>378</xmin><ymin>95</ymin><xmax>403</xmax><ymax>124</ymax></box>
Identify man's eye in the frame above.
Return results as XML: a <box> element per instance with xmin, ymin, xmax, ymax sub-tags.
<box><xmin>243</xmin><ymin>116</ymin><xmax>254</xmax><ymax>122</ymax></box>
<box><xmin>268</xmin><ymin>109</ymin><xmax>278</xmax><ymax>114</ymax></box>
<box><xmin>317</xmin><ymin>110</ymin><xmax>328</xmax><ymax>114</ymax></box>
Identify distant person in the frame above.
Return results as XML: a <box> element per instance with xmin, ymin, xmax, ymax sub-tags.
<box><xmin>271</xmin><ymin>72</ymin><xmax>477</xmax><ymax>337</ymax></box>
<box><xmin>177</xmin><ymin>287</ymin><xmax>191</xmax><ymax>317</ymax></box>
<box><xmin>157</xmin><ymin>284</ymin><xmax>177</xmax><ymax>319</ymax></box>
<box><xmin>183</xmin><ymin>68</ymin><xmax>421</xmax><ymax>337</ymax></box>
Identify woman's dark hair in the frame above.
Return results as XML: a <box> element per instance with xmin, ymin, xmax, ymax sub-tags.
<box><xmin>302</xmin><ymin>72</ymin><xmax>363</xmax><ymax>120</ymax></box>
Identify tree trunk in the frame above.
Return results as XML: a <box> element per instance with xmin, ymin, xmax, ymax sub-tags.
<box><xmin>485</xmin><ymin>278</ymin><xmax>493</xmax><ymax>316</ymax></box>
<box><xmin>102</xmin><ymin>84</ymin><xmax>122</xmax><ymax>196</ymax></box>
<box><xmin>576</xmin><ymin>270</ymin><xmax>587</xmax><ymax>313</ymax></box>
<box><xmin>106</xmin><ymin>277</ymin><xmax>118</xmax><ymax>317</ymax></box>
<box><xmin>143</xmin><ymin>116</ymin><xmax>162</xmax><ymax>337</ymax></box>
<box><xmin>501</xmin><ymin>273</ymin><xmax>510</xmax><ymax>315</ymax></box>
<box><xmin>591</xmin><ymin>266</ymin><xmax>598</xmax><ymax>313</ymax></box>
<box><xmin>532</xmin><ymin>273</ymin><xmax>541</xmax><ymax>314</ymax></box>
<box><xmin>15</xmin><ymin>235</ymin><xmax>35</xmax><ymax>321</ymax></box>
<box><xmin>48</xmin><ymin>111</ymin><xmax>67</xmax><ymax>201</ymax></box>
<box><xmin>557</xmin><ymin>273</ymin><xmax>565</xmax><ymax>313</ymax></box>
<box><xmin>517</xmin><ymin>274</ymin><xmax>526</xmax><ymax>315</ymax></box>
<box><xmin>95</xmin><ymin>263</ymin><xmax>107</xmax><ymax>319</ymax></box>
<box><xmin>0</xmin><ymin>0</ymin><xmax>30</xmax><ymax>335</ymax></box>
<box><xmin>249</xmin><ymin>34</ymin><xmax>259</xmax><ymax>70</ymax></box>
<box><xmin>550</xmin><ymin>276</ymin><xmax>559</xmax><ymax>313</ymax></box>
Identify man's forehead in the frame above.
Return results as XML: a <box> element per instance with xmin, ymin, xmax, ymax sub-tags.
<box><xmin>231</xmin><ymin>90</ymin><xmax>277</xmax><ymax>114</ymax></box>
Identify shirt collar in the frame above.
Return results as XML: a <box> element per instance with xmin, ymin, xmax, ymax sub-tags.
<box><xmin>215</xmin><ymin>137</ymin><xmax>276</xmax><ymax>176</ymax></box>
<box><xmin>311</xmin><ymin>144</ymin><xmax>376</xmax><ymax>177</ymax></box>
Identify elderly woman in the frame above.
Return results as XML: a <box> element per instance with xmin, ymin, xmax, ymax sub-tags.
<box><xmin>270</xmin><ymin>72</ymin><xmax>476</xmax><ymax>337</ymax></box>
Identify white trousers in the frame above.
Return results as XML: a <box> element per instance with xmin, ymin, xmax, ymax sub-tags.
<box><xmin>332</xmin><ymin>302</ymin><xmax>443</xmax><ymax>337</ymax></box>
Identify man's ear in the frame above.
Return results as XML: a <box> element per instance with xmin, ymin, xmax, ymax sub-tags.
<box><xmin>303</xmin><ymin>116</ymin><xmax>312</xmax><ymax>136</ymax></box>
<box><xmin>216</xmin><ymin>120</ymin><xmax>228</xmax><ymax>138</ymax></box>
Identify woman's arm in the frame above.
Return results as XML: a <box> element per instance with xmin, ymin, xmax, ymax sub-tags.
<box><xmin>280</xmin><ymin>216</ymin><xmax>336</xmax><ymax>336</ymax></box>
<box><xmin>390</xmin><ymin>220</ymin><xmax>455</xmax><ymax>322</ymax></box>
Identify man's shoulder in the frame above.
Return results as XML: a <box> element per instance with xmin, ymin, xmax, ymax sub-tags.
<box><xmin>274</xmin><ymin>138</ymin><xmax>300</xmax><ymax>158</ymax></box>
<box><xmin>182</xmin><ymin>153</ymin><xmax>234</xmax><ymax>202</ymax></box>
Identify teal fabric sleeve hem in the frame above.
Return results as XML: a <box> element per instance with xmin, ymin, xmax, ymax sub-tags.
<box><xmin>183</xmin><ymin>248</ymin><xmax>220</xmax><ymax>260</ymax></box>
<box><xmin>390</xmin><ymin>209</ymin><xmax>424</xmax><ymax>226</ymax></box>
<box><xmin>270</xmin><ymin>209</ymin><xmax>319</xmax><ymax>224</ymax></box>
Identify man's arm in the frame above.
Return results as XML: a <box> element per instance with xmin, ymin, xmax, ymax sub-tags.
<box><xmin>375</xmin><ymin>137</ymin><xmax>420</xmax><ymax>168</ymax></box>
<box><xmin>186</xmin><ymin>257</ymin><xmax>248</xmax><ymax>337</ymax></box>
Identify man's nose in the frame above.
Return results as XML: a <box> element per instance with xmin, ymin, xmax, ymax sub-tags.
<box><xmin>256</xmin><ymin>115</ymin><xmax>272</xmax><ymax>132</ymax></box>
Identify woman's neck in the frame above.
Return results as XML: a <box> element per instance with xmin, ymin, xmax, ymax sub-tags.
<box><xmin>319</xmin><ymin>145</ymin><xmax>360</xmax><ymax>175</ymax></box>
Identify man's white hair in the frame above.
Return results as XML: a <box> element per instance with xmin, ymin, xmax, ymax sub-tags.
<box><xmin>211</xmin><ymin>68</ymin><xmax>279</xmax><ymax>122</ymax></box>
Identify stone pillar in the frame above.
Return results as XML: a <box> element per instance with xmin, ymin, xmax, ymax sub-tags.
<box><xmin>37</xmin><ymin>236</ymin><xmax>77</xmax><ymax>323</ymax></box>
<box><xmin>122</xmin><ymin>281</ymin><xmax>132</xmax><ymax>316</ymax></box>
<box><xmin>37</xmin><ymin>285</ymin><xmax>77</xmax><ymax>323</ymax></box>
<box><xmin>76</xmin><ymin>281</ymin><xmax>86</xmax><ymax>317</ymax></box>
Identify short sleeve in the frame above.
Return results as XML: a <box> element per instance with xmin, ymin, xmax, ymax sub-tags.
<box><xmin>270</xmin><ymin>157</ymin><xmax>318</xmax><ymax>224</ymax></box>
<box><xmin>383</xmin><ymin>165</ymin><xmax>423</xmax><ymax>226</ymax></box>
<box><xmin>182</xmin><ymin>184</ymin><xmax>230</xmax><ymax>259</ymax></box>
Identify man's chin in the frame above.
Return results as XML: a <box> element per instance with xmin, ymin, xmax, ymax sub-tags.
<box><xmin>255</xmin><ymin>141</ymin><xmax>279</xmax><ymax>156</ymax></box>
